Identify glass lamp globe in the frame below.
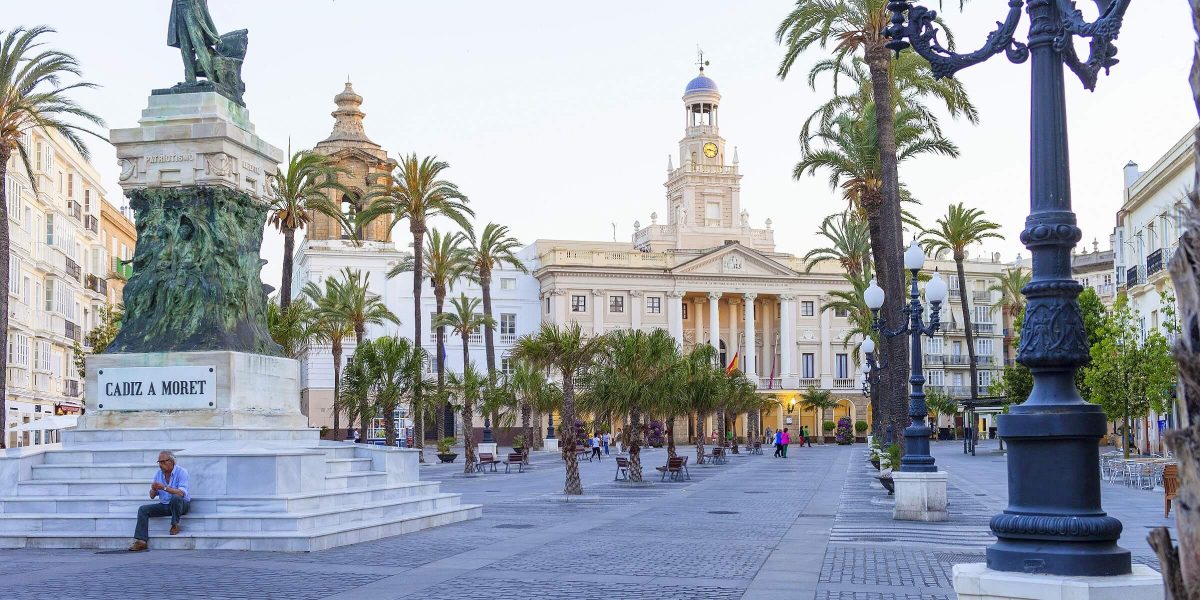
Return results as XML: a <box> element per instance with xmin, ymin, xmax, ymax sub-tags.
<box><xmin>864</xmin><ymin>278</ymin><xmax>885</xmax><ymax>310</ymax></box>
<box><xmin>861</xmin><ymin>337</ymin><xmax>875</xmax><ymax>354</ymax></box>
<box><xmin>925</xmin><ymin>271</ymin><xmax>949</xmax><ymax>304</ymax></box>
<box><xmin>904</xmin><ymin>241</ymin><xmax>926</xmax><ymax>270</ymax></box>
<box><xmin>861</xmin><ymin>360</ymin><xmax>871</xmax><ymax>374</ymax></box>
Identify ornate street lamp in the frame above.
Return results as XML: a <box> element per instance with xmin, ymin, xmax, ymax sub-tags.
<box><xmin>864</xmin><ymin>242</ymin><xmax>948</xmax><ymax>472</ymax></box>
<box><xmin>861</xmin><ymin>337</ymin><xmax>889</xmax><ymax>442</ymax></box>
<box><xmin>885</xmin><ymin>0</ymin><xmax>1133</xmax><ymax>577</ymax></box>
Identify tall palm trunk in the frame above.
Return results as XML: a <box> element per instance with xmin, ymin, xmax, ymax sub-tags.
<box><xmin>666</xmin><ymin>415</ymin><xmax>677</xmax><ymax>459</ymax></box>
<box><xmin>411</xmin><ymin>223</ymin><xmax>426</xmax><ymax>457</ymax></box>
<box><xmin>331</xmin><ymin>339</ymin><xmax>343</xmax><ymax>441</ymax></box>
<box><xmin>628</xmin><ymin>409</ymin><xmax>643</xmax><ymax>482</ymax></box>
<box><xmin>559</xmin><ymin>373</ymin><xmax>583</xmax><ymax>494</ymax></box>
<box><xmin>0</xmin><ymin>149</ymin><xmax>10</xmax><ymax>443</ymax></box>
<box><xmin>695</xmin><ymin>411</ymin><xmax>706</xmax><ymax>464</ymax></box>
<box><xmin>384</xmin><ymin>400</ymin><xmax>397</xmax><ymax>447</ymax></box>
<box><xmin>480</xmin><ymin>268</ymin><xmax>497</xmax><ymax>377</ymax></box>
<box><xmin>520</xmin><ymin>400</ymin><xmax>532</xmax><ymax>460</ymax></box>
<box><xmin>865</xmin><ymin>45</ymin><xmax>910</xmax><ymax>444</ymax></box>
<box><xmin>460</xmin><ymin>332</ymin><xmax>475</xmax><ymax>474</ymax></box>
<box><xmin>956</xmin><ymin>253</ymin><xmax>980</xmax><ymax>405</ymax></box>
<box><xmin>435</xmin><ymin>291</ymin><xmax>447</xmax><ymax>439</ymax></box>
<box><xmin>280</xmin><ymin>226</ymin><xmax>295</xmax><ymax>309</ymax></box>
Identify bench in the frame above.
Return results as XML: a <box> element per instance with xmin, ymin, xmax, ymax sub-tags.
<box><xmin>750</xmin><ymin>442</ymin><xmax>762</xmax><ymax>455</ymax></box>
<box><xmin>503</xmin><ymin>452</ymin><xmax>525</xmax><ymax>474</ymax></box>
<box><xmin>703</xmin><ymin>446</ymin><xmax>727</xmax><ymax>465</ymax></box>
<box><xmin>1164</xmin><ymin>463</ymin><xmax>1179</xmax><ymax>517</ymax></box>
<box><xmin>614</xmin><ymin>456</ymin><xmax>630</xmax><ymax>481</ymax></box>
<box><xmin>575</xmin><ymin>444</ymin><xmax>590</xmax><ymax>462</ymax></box>
<box><xmin>679</xmin><ymin>455</ymin><xmax>691</xmax><ymax>480</ymax></box>
<box><xmin>656</xmin><ymin>456</ymin><xmax>686</xmax><ymax>481</ymax></box>
<box><xmin>476</xmin><ymin>452</ymin><xmax>499</xmax><ymax>473</ymax></box>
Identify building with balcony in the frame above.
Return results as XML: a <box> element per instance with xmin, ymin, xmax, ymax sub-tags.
<box><xmin>1072</xmin><ymin>239</ymin><xmax>1116</xmax><ymax>307</ymax></box>
<box><xmin>99</xmin><ymin>197</ymin><xmax>136</xmax><ymax>305</ymax></box>
<box><xmin>4</xmin><ymin>128</ymin><xmax>110</xmax><ymax>448</ymax></box>
<box><xmin>1112</xmin><ymin>123</ymin><xmax>1196</xmax><ymax>453</ymax></box>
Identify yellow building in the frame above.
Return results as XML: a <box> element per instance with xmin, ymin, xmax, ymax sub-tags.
<box><xmin>99</xmin><ymin>198</ymin><xmax>135</xmax><ymax>305</ymax></box>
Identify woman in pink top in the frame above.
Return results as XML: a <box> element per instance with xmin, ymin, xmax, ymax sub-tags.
<box><xmin>780</xmin><ymin>428</ymin><xmax>791</xmax><ymax>458</ymax></box>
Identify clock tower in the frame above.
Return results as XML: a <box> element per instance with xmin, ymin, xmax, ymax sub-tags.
<box><xmin>666</xmin><ymin>66</ymin><xmax>743</xmax><ymax>232</ymax></box>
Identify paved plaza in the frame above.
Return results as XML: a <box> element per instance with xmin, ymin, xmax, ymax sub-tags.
<box><xmin>0</xmin><ymin>441</ymin><xmax>1172</xmax><ymax>599</ymax></box>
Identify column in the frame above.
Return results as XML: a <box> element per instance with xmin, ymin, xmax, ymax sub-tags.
<box><xmin>780</xmin><ymin>294</ymin><xmax>795</xmax><ymax>386</ymax></box>
<box><xmin>708</xmin><ymin>292</ymin><xmax>721</xmax><ymax>350</ymax></box>
<box><xmin>743</xmin><ymin>293</ymin><xmax>757</xmax><ymax>381</ymax></box>
<box><xmin>667</xmin><ymin>291</ymin><xmax>685</xmax><ymax>347</ymax></box>
<box><xmin>551</xmin><ymin>289</ymin><xmax>567</xmax><ymax>324</ymax></box>
<box><xmin>630</xmin><ymin>291</ymin><xmax>643</xmax><ymax>331</ymax></box>
<box><xmin>693</xmin><ymin>297</ymin><xmax>705</xmax><ymax>348</ymax></box>
<box><xmin>592</xmin><ymin>289</ymin><xmax>605</xmax><ymax>335</ymax></box>
<box><xmin>762</xmin><ymin>298</ymin><xmax>773</xmax><ymax>383</ymax></box>
<box><xmin>819</xmin><ymin>295</ymin><xmax>832</xmax><ymax>388</ymax></box>
<box><xmin>728</xmin><ymin>298</ymin><xmax>740</xmax><ymax>366</ymax></box>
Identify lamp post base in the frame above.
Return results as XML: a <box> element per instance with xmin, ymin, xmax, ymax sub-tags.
<box><xmin>892</xmin><ymin>470</ymin><xmax>947</xmax><ymax>521</ymax></box>
<box><xmin>542</xmin><ymin>437</ymin><xmax>559</xmax><ymax>452</ymax></box>
<box><xmin>952</xmin><ymin>563</ymin><xmax>1161</xmax><ymax>600</ymax></box>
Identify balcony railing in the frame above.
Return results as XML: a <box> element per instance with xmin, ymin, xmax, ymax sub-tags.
<box><xmin>86</xmin><ymin>273</ymin><xmax>107</xmax><ymax>295</ymax></box>
<box><xmin>924</xmin><ymin>354</ymin><xmax>945</xmax><ymax>365</ymax></box>
<box><xmin>945</xmin><ymin>355</ymin><xmax>970</xmax><ymax>365</ymax></box>
<box><xmin>799</xmin><ymin>378</ymin><xmax>819</xmax><ymax>388</ymax></box>
<box><xmin>833</xmin><ymin>378</ymin><xmax>856</xmax><ymax>389</ymax></box>
<box><xmin>84</xmin><ymin>214</ymin><xmax>99</xmax><ymax>234</ymax></box>
<box><xmin>1147</xmin><ymin>249</ymin><xmax>1164</xmax><ymax>276</ymax></box>
<box><xmin>1126</xmin><ymin>265</ymin><xmax>1142</xmax><ymax>287</ymax></box>
<box><xmin>67</xmin><ymin>200</ymin><xmax>81</xmax><ymax>221</ymax></box>
<box><xmin>975</xmin><ymin>356</ymin><xmax>995</xmax><ymax>366</ymax></box>
<box><xmin>64</xmin><ymin>379</ymin><xmax>81</xmax><ymax>397</ymax></box>
<box><xmin>499</xmin><ymin>332</ymin><xmax>517</xmax><ymax>345</ymax></box>
<box><xmin>972</xmin><ymin>291</ymin><xmax>991</xmax><ymax>303</ymax></box>
<box><xmin>111</xmin><ymin>258</ymin><xmax>133</xmax><ymax>280</ymax></box>
<box><xmin>65</xmin><ymin>258</ymin><xmax>81</xmax><ymax>281</ymax></box>
<box><xmin>64</xmin><ymin>320</ymin><xmax>80</xmax><ymax>342</ymax></box>
<box><xmin>758</xmin><ymin>377</ymin><xmax>783</xmax><ymax>390</ymax></box>
<box><xmin>972</xmin><ymin>323</ymin><xmax>996</xmax><ymax>334</ymax></box>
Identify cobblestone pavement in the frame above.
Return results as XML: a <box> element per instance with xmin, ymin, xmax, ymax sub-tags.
<box><xmin>0</xmin><ymin>441</ymin><xmax>1174</xmax><ymax>600</ymax></box>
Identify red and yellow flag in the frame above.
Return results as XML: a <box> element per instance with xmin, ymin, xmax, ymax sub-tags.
<box><xmin>726</xmin><ymin>352</ymin><xmax>740</xmax><ymax>376</ymax></box>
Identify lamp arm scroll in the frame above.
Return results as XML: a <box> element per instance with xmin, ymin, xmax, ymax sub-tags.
<box><xmin>1055</xmin><ymin>0</ymin><xmax>1131</xmax><ymax>90</ymax></box>
<box><xmin>886</xmin><ymin>0</ymin><xmax>1028</xmax><ymax>79</ymax></box>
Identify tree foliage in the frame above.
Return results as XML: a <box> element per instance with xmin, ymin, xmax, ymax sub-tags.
<box><xmin>73</xmin><ymin>304</ymin><xmax>123</xmax><ymax>378</ymax></box>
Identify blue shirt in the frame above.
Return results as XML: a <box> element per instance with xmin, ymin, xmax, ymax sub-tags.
<box><xmin>153</xmin><ymin>465</ymin><xmax>190</xmax><ymax>503</ymax></box>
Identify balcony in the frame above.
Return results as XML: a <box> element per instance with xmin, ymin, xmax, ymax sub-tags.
<box><xmin>923</xmin><ymin>354</ymin><xmax>945</xmax><ymax>365</ymax></box>
<box><xmin>972</xmin><ymin>291</ymin><xmax>990</xmax><ymax>303</ymax></box>
<box><xmin>972</xmin><ymin>323</ymin><xmax>996</xmax><ymax>334</ymax></box>
<box><xmin>833</xmin><ymin>378</ymin><xmax>856</xmax><ymax>389</ymax></box>
<box><xmin>945</xmin><ymin>355</ymin><xmax>970</xmax><ymax>365</ymax></box>
<box><xmin>65</xmin><ymin>258</ymin><xmax>81</xmax><ymax>281</ymax></box>
<box><xmin>6</xmin><ymin>367</ymin><xmax>29</xmax><ymax>389</ymax></box>
<box><xmin>64</xmin><ymin>379</ymin><xmax>81</xmax><ymax>398</ymax></box>
<box><xmin>1126</xmin><ymin>265</ymin><xmax>1143</xmax><ymax>287</ymax></box>
<box><xmin>975</xmin><ymin>356</ymin><xmax>995</xmax><ymax>366</ymax></box>
<box><xmin>499</xmin><ymin>332</ymin><xmax>517</xmax><ymax>345</ymax></box>
<box><xmin>111</xmin><ymin>258</ymin><xmax>133</xmax><ymax>280</ymax></box>
<box><xmin>84</xmin><ymin>214</ymin><xmax>99</xmax><ymax>234</ymax></box>
<box><xmin>64</xmin><ymin>320</ymin><xmax>81</xmax><ymax>342</ymax></box>
<box><xmin>759</xmin><ymin>377</ymin><xmax>783</xmax><ymax>390</ymax></box>
<box><xmin>799</xmin><ymin>378</ymin><xmax>819</xmax><ymax>388</ymax></box>
<box><xmin>86</xmin><ymin>273</ymin><xmax>108</xmax><ymax>295</ymax></box>
<box><xmin>1147</xmin><ymin>249</ymin><xmax>1163</xmax><ymax>276</ymax></box>
<box><xmin>67</xmin><ymin>200</ymin><xmax>81</xmax><ymax>221</ymax></box>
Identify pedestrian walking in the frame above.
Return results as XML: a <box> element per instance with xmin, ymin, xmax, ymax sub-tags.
<box><xmin>773</xmin><ymin>429</ymin><xmax>783</xmax><ymax>457</ymax></box>
<box><xmin>781</xmin><ymin>428</ymin><xmax>791</xmax><ymax>457</ymax></box>
<box><xmin>601</xmin><ymin>431</ymin><xmax>610</xmax><ymax>455</ymax></box>
<box><xmin>765</xmin><ymin>428</ymin><xmax>773</xmax><ymax>446</ymax></box>
<box><xmin>590</xmin><ymin>434</ymin><xmax>602</xmax><ymax>461</ymax></box>
<box><xmin>802</xmin><ymin>425</ymin><xmax>813</xmax><ymax>447</ymax></box>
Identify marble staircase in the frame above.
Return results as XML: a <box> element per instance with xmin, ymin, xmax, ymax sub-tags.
<box><xmin>0</xmin><ymin>428</ymin><xmax>481</xmax><ymax>551</ymax></box>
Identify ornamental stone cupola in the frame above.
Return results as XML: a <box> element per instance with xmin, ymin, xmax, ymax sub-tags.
<box><xmin>308</xmin><ymin>81</ymin><xmax>395</xmax><ymax>243</ymax></box>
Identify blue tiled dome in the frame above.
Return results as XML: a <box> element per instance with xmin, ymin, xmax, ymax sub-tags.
<box><xmin>685</xmin><ymin>72</ymin><xmax>718</xmax><ymax>94</ymax></box>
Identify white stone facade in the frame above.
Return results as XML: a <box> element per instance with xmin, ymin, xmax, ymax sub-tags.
<box><xmin>4</xmin><ymin>128</ymin><xmax>110</xmax><ymax>448</ymax></box>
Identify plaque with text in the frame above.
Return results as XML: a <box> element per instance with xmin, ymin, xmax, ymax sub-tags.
<box><xmin>96</xmin><ymin>365</ymin><xmax>216</xmax><ymax>411</ymax></box>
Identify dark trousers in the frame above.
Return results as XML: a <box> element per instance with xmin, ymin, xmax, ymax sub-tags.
<box><xmin>805</xmin><ymin>436</ymin><xmax>813</xmax><ymax>447</ymax></box>
<box><xmin>134</xmin><ymin>495</ymin><xmax>190</xmax><ymax>541</ymax></box>
<box><xmin>773</xmin><ymin>443</ymin><xmax>781</xmax><ymax>457</ymax></box>
<box><xmin>591</xmin><ymin>447</ymin><xmax>601</xmax><ymax>460</ymax></box>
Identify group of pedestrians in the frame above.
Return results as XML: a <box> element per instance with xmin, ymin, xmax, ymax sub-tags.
<box><xmin>767</xmin><ymin>426</ymin><xmax>813</xmax><ymax>458</ymax></box>
<box><xmin>588</xmin><ymin>432</ymin><xmax>611</xmax><ymax>460</ymax></box>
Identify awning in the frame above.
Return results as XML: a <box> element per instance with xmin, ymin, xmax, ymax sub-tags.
<box><xmin>12</xmin><ymin>414</ymin><xmax>79</xmax><ymax>432</ymax></box>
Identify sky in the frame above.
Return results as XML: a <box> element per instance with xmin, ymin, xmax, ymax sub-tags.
<box><xmin>5</xmin><ymin>1</ymin><xmax>1196</xmax><ymax>288</ymax></box>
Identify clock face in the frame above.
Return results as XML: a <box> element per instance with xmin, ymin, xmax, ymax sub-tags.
<box><xmin>703</xmin><ymin>142</ymin><xmax>718</xmax><ymax>158</ymax></box>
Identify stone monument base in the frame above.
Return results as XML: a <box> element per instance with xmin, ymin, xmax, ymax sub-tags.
<box><xmin>0</xmin><ymin>351</ymin><xmax>480</xmax><ymax>550</ymax></box>
<box><xmin>952</xmin><ymin>563</ymin><xmax>1162</xmax><ymax>600</ymax></box>
<box><xmin>892</xmin><ymin>470</ymin><xmax>948</xmax><ymax>522</ymax></box>
<box><xmin>543</xmin><ymin>438</ymin><xmax>559</xmax><ymax>452</ymax></box>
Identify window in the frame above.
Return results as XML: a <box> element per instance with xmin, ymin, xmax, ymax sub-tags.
<box><xmin>953</xmin><ymin>372</ymin><xmax>964</xmax><ymax>387</ymax></box>
<box><xmin>801</xmin><ymin>301</ymin><xmax>814</xmax><ymax>316</ymax></box>
<box><xmin>545</xmin><ymin>296</ymin><xmax>550</xmax><ymax>314</ymax></box>
<box><xmin>705</xmin><ymin>201</ymin><xmax>721</xmax><ymax>226</ymax></box>
<box><xmin>927</xmin><ymin>337</ymin><xmax>943</xmax><ymax>355</ymax></box>
<box><xmin>835</xmin><ymin>353</ymin><xmax>849</xmax><ymax>379</ymax></box>
<box><xmin>646</xmin><ymin>296</ymin><xmax>661</xmax><ymax>314</ymax></box>
<box><xmin>67</xmin><ymin>174</ymin><xmax>74</xmax><ymax>198</ymax></box>
<box><xmin>681</xmin><ymin>302</ymin><xmax>688</xmax><ymax>320</ymax></box>
<box><xmin>978</xmin><ymin>370</ymin><xmax>993</xmax><ymax>388</ymax></box>
<box><xmin>8</xmin><ymin>256</ymin><xmax>19</xmax><ymax>295</ymax></box>
<box><xmin>500</xmin><ymin>277</ymin><xmax>516</xmax><ymax>290</ymax></box>
<box><xmin>973</xmin><ymin>306</ymin><xmax>992</xmax><ymax>323</ymax></box>
<box><xmin>802</xmin><ymin>353</ymin><xmax>815</xmax><ymax>379</ymax></box>
<box><xmin>926</xmin><ymin>369</ymin><xmax>944</xmax><ymax>387</ymax></box>
<box><xmin>45</xmin><ymin>214</ymin><xmax>54</xmax><ymax>246</ymax></box>
<box><xmin>501</xmin><ymin>356</ymin><xmax>514</xmax><ymax>376</ymax></box>
<box><xmin>8</xmin><ymin>333</ymin><xmax>28</xmax><ymax>367</ymax></box>
<box><xmin>976</xmin><ymin>338</ymin><xmax>993</xmax><ymax>357</ymax></box>
<box><xmin>608</xmin><ymin>295</ymin><xmax>624</xmax><ymax>313</ymax></box>
<box><xmin>84</xmin><ymin>189</ymin><xmax>91</xmax><ymax>212</ymax></box>
<box><xmin>834</xmin><ymin>307</ymin><xmax>849</xmax><ymax>318</ymax></box>
<box><xmin>500</xmin><ymin>313</ymin><xmax>516</xmax><ymax>336</ymax></box>
<box><xmin>34</xmin><ymin>340</ymin><xmax>50</xmax><ymax>371</ymax></box>
<box><xmin>951</xmin><ymin>341</ymin><xmax>963</xmax><ymax>358</ymax></box>
<box><xmin>22</xmin><ymin>276</ymin><xmax>30</xmax><ymax>305</ymax></box>
<box><xmin>571</xmin><ymin>295</ymin><xmax>586</xmax><ymax>313</ymax></box>
<box><xmin>5</xmin><ymin>176</ymin><xmax>21</xmax><ymax>221</ymax></box>
<box><xmin>44</xmin><ymin>278</ymin><xmax>54</xmax><ymax>312</ymax></box>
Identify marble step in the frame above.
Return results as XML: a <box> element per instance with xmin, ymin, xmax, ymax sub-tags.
<box><xmin>0</xmin><ymin>493</ymin><xmax>464</xmax><ymax>534</ymax></box>
<box><xmin>43</xmin><ymin>447</ymin><xmax>187</xmax><ymax>465</ymax></box>
<box><xmin>324</xmin><ymin>471</ymin><xmax>388</xmax><ymax>490</ymax></box>
<box><xmin>0</xmin><ymin>482</ymin><xmax>444</xmax><ymax>514</ymax></box>
<box><xmin>31</xmin><ymin>457</ymin><xmax>374</xmax><ymax>480</ymax></box>
<box><xmin>17</xmin><ymin>470</ymin><xmax>392</xmax><ymax>496</ymax></box>
<box><xmin>62</xmin><ymin>427</ymin><xmax>320</xmax><ymax>445</ymax></box>
<box><xmin>0</xmin><ymin>502</ymin><xmax>483</xmax><ymax>551</ymax></box>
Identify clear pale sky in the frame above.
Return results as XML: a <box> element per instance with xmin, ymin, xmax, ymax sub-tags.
<box><xmin>7</xmin><ymin>1</ymin><xmax>1196</xmax><ymax>287</ymax></box>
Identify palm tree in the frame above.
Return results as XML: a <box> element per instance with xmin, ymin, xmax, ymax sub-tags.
<box><xmin>328</xmin><ymin>267</ymin><xmax>399</xmax><ymax>344</ymax></box>
<box><xmin>920</xmin><ymin>202</ymin><xmax>1004</xmax><ymax>404</ymax></box>
<box><xmin>268</xmin><ymin>147</ymin><xmax>351</xmax><ymax>309</ymax></box>
<box><xmin>0</xmin><ymin>26</ymin><xmax>104</xmax><ymax>440</ymax></box>
<box><xmin>446</xmin><ymin>364</ymin><xmax>487</xmax><ymax>474</ymax></box>
<box><xmin>267</xmin><ymin>297</ymin><xmax>315</xmax><ymax>359</ymax></box>
<box><xmin>801</xmin><ymin>211</ymin><xmax>872</xmax><ymax>275</ymax></box>
<box><xmin>432</xmin><ymin>294</ymin><xmax>494</xmax><ymax>386</ymax></box>
<box><xmin>510</xmin><ymin>359</ymin><xmax>562</xmax><ymax>451</ymax></box>
<box><xmin>338</xmin><ymin>344</ymin><xmax>374</xmax><ymax>442</ymax></box>
<box><xmin>989</xmin><ymin>267</ymin><xmax>1031</xmax><ymax>322</ymax></box>
<box><xmin>717</xmin><ymin>371</ymin><xmax>758</xmax><ymax>447</ymax></box>
<box><xmin>822</xmin><ymin>270</ymin><xmax>877</xmax><ymax>355</ymax></box>
<box><xmin>303</xmin><ymin>279</ymin><xmax>355</xmax><ymax>441</ymax></box>
<box><xmin>579</xmin><ymin>329</ymin><xmax>679</xmax><ymax>482</ymax></box>
<box><xmin>678</xmin><ymin>344</ymin><xmax>725</xmax><ymax>465</ymax></box>
<box><xmin>512</xmin><ymin>323</ymin><xmax>605</xmax><ymax>495</ymax></box>
<box><xmin>799</xmin><ymin>387</ymin><xmax>839</xmax><ymax>443</ymax></box>
<box><xmin>363</xmin><ymin>336</ymin><xmax>427</xmax><ymax>447</ymax></box>
<box><xmin>469</xmin><ymin>223</ymin><xmax>527</xmax><ymax>380</ymax></box>
<box><xmin>391</xmin><ymin>229</ymin><xmax>472</xmax><ymax>439</ymax></box>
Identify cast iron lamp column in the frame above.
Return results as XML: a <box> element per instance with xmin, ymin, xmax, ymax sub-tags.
<box><xmin>884</xmin><ymin>0</ymin><xmax>1132</xmax><ymax>576</ymax></box>
<box><xmin>865</xmin><ymin>242</ymin><xmax>948</xmax><ymax>472</ymax></box>
<box><xmin>861</xmin><ymin>337</ymin><xmax>888</xmax><ymax>441</ymax></box>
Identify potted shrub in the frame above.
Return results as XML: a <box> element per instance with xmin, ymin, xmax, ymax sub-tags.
<box><xmin>854</xmin><ymin>420</ymin><xmax>869</xmax><ymax>443</ymax></box>
<box><xmin>868</xmin><ymin>438</ymin><xmax>882</xmax><ymax>470</ymax></box>
<box><xmin>835</xmin><ymin>417</ymin><xmax>853</xmax><ymax>445</ymax></box>
<box><xmin>877</xmin><ymin>443</ymin><xmax>900</xmax><ymax>495</ymax></box>
<box><xmin>436</xmin><ymin>437</ymin><xmax>458</xmax><ymax>463</ymax></box>
<box><xmin>822</xmin><ymin>420</ymin><xmax>836</xmax><ymax>443</ymax></box>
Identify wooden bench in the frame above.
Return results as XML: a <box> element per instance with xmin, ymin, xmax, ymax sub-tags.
<box><xmin>503</xmin><ymin>452</ymin><xmax>525</xmax><ymax>474</ymax></box>
<box><xmin>475</xmin><ymin>452</ymin><xmax>499</xmax><ymax>473</ymax></box>
<box><xmin>750</xmin><ymin>442</ymin><xmax>763</xmax><ymax>455</ymax></box>
<box><xmin>1164</xmin><ymin>463</ymin><xmax>1179</xmax><ymax>517</ymax></box>
<box><xmin>656</xmin><ymin>456</ymin><xmax>686</xmax><ymax>481</ymax></box>
<box><xmin>679</xmin><ymin>455</ymin><xmax>691</xmax><ymax>480</ymax></box>
<box><xmin>575</xmin><ymin>444</ymin><xmax>590</xmax><ymax>462</ymax></box>
<box><xmin>614</xmin><ymin>456</ymin><xmax>630</xmax><ymax>481</ymax></box>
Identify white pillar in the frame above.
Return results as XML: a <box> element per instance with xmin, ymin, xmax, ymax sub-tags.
<box><xmin>630</xmin><ymin>291</ymin><xmax>643</xmax><ymax>331</ymax></box>
<box><xmin>819</xmin><ymin>295</ymin><xmax>832</xmax><ymax>388</ymax></box>
<box><xmin>762</xmin><ymin>297</ymin><xmax>773</xmax><ymax>383</ymax></box>
<box><xmin>592</xmin><ymin>289</ymin><xmax>606</xmax><ymax>335</ymax></box>
<box><xmin>708</xmin><ymin>292</ymin><xmax>721</xmax><ymax>351</ymax></box>
<box><xmin>551</xmin><ymin>289</ymin><xmax>567</xmax><ymax>324</ymax></box>
<box><xmin>780</xmin><ymin>294</ymin><xmax>795</xmax><ymax>385</ymax></box>
<box><xmin>693</xmin><ymin>297</ymin><xmax>705</xmax><ymax>347</ymax></box>
<box><xmin>668</xmin><ymin>291</ymin><xmax>685</xmax><ymax>347</ymax></box>
<box><xmin>743</xmin><ymin>293</ymin><xmax>757</xmax><ymax>381</ymax></box>
<box><xmin>728</xmin><ymin>298</ymin><xmax>740</xmax><ymax>366</ymax></box>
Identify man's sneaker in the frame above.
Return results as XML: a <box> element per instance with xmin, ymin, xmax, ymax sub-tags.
<box><xmin>128</xmin><ymin>540</ymin><xmax>148</xmax><ymax>552</ymax></box>
<box><xmin>170</xmin><ymin>523</ymin><xmax>181</xmax><ymax>535</ymax></box>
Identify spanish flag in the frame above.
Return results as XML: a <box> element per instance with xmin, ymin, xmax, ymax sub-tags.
<box><xmin>726</xmin><ymin>352</ymin><xmax>740</xmax><ymax>376</ymax></box>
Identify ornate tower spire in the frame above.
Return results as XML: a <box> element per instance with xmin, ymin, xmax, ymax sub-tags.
<box><xmin>323</xmin><ymin>82</ymin><xmax>377</xmax><ymax>145</ymax></box>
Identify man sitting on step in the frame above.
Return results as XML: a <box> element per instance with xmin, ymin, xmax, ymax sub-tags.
<box><xmin>128</xmin><ymin>451</ymin><xmax>191</xmax><ymax>551</ymax></box>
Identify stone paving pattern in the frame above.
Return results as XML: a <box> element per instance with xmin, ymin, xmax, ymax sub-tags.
<box><xmin>0</xmin><ymin>441</ymin><xmax>1172</xmax><ymax>599</ymax></box>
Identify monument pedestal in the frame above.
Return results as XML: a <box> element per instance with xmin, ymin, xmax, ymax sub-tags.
<box><xmin>543</xmin><ymin>438</ymin><xmax>559</xmax><ymax>452</ymax></box>
<box><xmin>892</xmin><ymin>470</ymin><xmax>948</xmax><ymax>522</ymax></box>
<box><xmin>953</xmin><ymin>563</ymin><xmax>1162</xmax><ymax>600</ymax></box>
<box><xmin>477</xmin><ymin>442</ymin><xmax>498</xmax><ymax>457</ymax></box>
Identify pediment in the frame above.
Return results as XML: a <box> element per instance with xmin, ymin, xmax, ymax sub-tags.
<box><xmin>671</xmin><ymin>244</ymin><xmax>797</xmax><ymax>277</ymax></box>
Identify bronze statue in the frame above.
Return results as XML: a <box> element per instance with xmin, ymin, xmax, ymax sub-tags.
<box><xmin>164</xmin><ymin>0</ymin><xmax>248</xmax><ymax>105</ymax></box>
